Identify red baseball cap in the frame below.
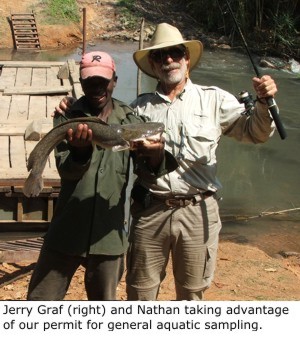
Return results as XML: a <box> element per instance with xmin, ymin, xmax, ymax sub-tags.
<box><xmin>80</xmin><ymin>51</ymin><xmax>116</xmax><ymax>80</ymax></box>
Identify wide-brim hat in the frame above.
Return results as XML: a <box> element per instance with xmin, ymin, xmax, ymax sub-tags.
<box><xmin>133</xmin><ymin>23</ymin><xmax>203</xmax><ymax>78</ymax></box>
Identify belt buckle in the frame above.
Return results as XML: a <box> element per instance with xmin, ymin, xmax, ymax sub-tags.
<box><xmin>165</xmin><ymin>199</ymin><xmax>176</xmax><ymax>207</ymax></box>
<box><xmin>165</xmin><ymin>198</ymin><xmax>190</xmax><ymax>207</ymax></box>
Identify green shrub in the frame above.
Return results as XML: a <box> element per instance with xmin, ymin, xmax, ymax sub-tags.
<box><xmin>42</xmin><ymin>0</ymin><xmax>80</xmax><ymax>23</ymax></box>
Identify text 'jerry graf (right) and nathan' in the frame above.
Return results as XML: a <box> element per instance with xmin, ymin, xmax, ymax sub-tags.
<box><xmin>2</xmin><ymin>303</ymin><xmax>289</xmax><ymax>318</ymax></box>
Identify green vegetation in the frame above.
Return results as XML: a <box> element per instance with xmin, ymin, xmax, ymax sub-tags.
<box><xmin>118</xmin><ymin>0</ymin><xmax>300</xmax><ymax>60</ymax></box>
<box><xmin>117</xmin><ymin>0</ymin><xmax>140</xmax><ymax>29</ymax></box>
<box><xmin>41</xmin><ymin>0</ymin><xmax>80</xmax><ymax>24</ymax></box>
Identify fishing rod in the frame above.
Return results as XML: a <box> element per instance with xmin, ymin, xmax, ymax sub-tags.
<box><xmin>225</xmin><ymin>0</ymin><xmax>287</xmax><ymax>140</ymax></box>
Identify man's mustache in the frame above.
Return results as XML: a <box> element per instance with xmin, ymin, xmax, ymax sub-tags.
<box><xmin>161</xmin><ymin>63</ymin><xmax>180</xmax><ymax>71</ymax></box>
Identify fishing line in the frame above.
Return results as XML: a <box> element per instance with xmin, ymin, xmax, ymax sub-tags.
<box><xmin>221</xmin><ymin>0</ymin><xmax>287</xmax><ymax>139</ymax></box>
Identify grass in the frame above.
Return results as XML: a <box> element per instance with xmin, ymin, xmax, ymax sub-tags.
<box><xmin>41</xmin><ymin>0</ymin><xmax>80</xmax><ymax>24</ymax></box>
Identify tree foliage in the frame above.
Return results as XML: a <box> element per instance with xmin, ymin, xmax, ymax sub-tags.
<box><xmin>185</xmin><ymin>0</ymin><xmax>300</xmax><ymax>58</ymax></box>
<box><xmin>121</xmin><ymin>0</ymin><xmax>300</xmax><ymax>59</ymax></box>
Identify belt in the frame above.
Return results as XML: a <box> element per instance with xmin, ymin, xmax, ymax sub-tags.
<box><xmin>153</xmin><ymin>191</ymin><xmax>215</xmax><ymax>207</ymax></box>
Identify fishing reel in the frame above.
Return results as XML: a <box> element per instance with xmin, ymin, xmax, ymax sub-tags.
<box><xmin>238</xmin><ymin>91</ymin><xmax>255</xmax><ymax>116</ymax></box>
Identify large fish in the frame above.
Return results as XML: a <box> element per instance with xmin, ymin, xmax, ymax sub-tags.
<box><xmin>23</xmin><ymin>117</ymin><xmax>164</xmax><ymax>197</ymax></box>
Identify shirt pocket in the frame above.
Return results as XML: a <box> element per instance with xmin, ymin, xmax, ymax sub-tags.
<box><xmin>114</xmin><ymin>150</ymin><xmax>130</xmax><ymax>175</ymax></box>
<box><xmin>182</xmin><ymin>121</ymin><xmax>220</xmax><ymax>164</ymax></box>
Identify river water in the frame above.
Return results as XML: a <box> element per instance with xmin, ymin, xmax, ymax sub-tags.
<box><xmin>1</xmin><ymin>41</ymin><xmax>299</xmax><ymax>256</ymax></box>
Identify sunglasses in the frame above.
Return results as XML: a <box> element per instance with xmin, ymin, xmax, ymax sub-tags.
<box><xmin>150</xmin><ymin>47</ymin><xmax>186</xmax><ymax>63</ymax></box>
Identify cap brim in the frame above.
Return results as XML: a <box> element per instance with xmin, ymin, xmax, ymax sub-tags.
<box><xmin>80</xmin><ymin>66</ymin><xmax>113</xmax><ymax>80</ymax></box>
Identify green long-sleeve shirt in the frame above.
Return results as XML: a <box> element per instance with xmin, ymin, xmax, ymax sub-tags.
<box><xmin>44</xmin><ymin>97</ymin><xmax>146</xmax><ymax>256</ymax></box>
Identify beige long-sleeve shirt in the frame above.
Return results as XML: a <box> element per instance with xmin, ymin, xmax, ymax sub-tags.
<box><xmin>131</xmin><ymin>79</ymin><xmax>275</xmax><ymax>196</ymax></box>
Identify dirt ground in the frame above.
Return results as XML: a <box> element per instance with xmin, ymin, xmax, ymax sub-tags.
<box><xmin>0</xmin><ymin>0</ymin><xmax>143</xmax><ymax>50</ymax></box>
<box><xmin>1</xmin><ymin>240</ymin><xmax>300</xmax><ymax>301</ymax></box>
<box><xmin>0</xmin><ymin>0</ymin><xmax>300</xmax><ymax>301</ymax></box>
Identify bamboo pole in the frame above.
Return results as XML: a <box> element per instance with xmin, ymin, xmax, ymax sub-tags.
<box><xmin>82</xmin><ymin>8</ymin><xmax>87</xmax><ymax>55</ymax></box>
<box><xmin>136</xmin><ymin>18</ymin><xmax>145</xmax><ymax>97</ymax></box>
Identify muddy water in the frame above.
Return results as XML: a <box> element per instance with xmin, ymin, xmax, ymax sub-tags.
<box><xmin>0</xmin><ymin>42</ymin><xmax>299</xmax><ymax>256</ymax></box>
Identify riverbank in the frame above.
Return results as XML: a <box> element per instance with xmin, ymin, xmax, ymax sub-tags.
<box><xmin>1</xmin><ymin>240</ymin><xmax>300</xmax><ymax>300</ymax></box>
<box><xmin>1</xmin><ymin>0</ymin><xmax>299</xmax><ymax>73</ymax></box>
<box><xmin>0</xmin><ymin>0</ymin><xmax>255</xmax><ymax>51</ymax></box>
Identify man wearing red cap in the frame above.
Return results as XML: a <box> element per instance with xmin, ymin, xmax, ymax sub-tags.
<box><xmin>27</xmin><ymin>51</ymin><xmax>170</xmax><ymax>300</ymax></box>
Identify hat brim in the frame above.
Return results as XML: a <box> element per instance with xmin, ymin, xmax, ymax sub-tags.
<box><xmin>133</xmin><ymin>40</ymin><xmax>203</xmax><ymax>78</ymax></box>
<box><xmin>80</xmin><ymin>66</ymin><xmax>114</xmax><ymax>80</ymax></box>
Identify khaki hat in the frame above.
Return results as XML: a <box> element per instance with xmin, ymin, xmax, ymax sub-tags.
<box><xmin>133</xmin><ymin>23</ymin><xmax>203</xmax><ymax>78</ymax></box>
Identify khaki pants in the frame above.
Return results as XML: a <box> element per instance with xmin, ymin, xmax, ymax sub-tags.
<box><xmin>126</xmin><ymin>195</ymin><xmax>221</xmax><ymax>300</ymax></box>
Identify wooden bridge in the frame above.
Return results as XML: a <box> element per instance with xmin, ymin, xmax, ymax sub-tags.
<box><xmin>0</xmin><ymin>59</ymin><xmax>83</xmax><ymax>263</ymax></box>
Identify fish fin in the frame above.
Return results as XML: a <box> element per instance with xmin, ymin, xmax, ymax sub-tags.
<box><xmin>23</xmin><ymin>172</ymin><xmax>44</xmax><ymax>197</ymax></box>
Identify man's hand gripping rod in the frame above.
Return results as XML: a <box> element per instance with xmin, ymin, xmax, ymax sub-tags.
<box><xmin>225</xmin><ymin>0</ymin><xmax>287</xmax><ymax>140</ymax></box>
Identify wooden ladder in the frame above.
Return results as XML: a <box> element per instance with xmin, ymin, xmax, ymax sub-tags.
<box><xmin>11</xmin><ymin>12</ymin><xmax>41</xmax><ymax>50</ymax></box>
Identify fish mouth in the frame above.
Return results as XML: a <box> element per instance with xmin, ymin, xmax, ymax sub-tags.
<box><xmin>132</xmin><ymin>131</ymin><xmax>162</xmax><ymax>143</ymax></box>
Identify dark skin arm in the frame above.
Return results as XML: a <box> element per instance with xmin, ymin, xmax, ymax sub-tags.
<box><xmin>67</xmin><ymin>123</ymin><xmax>92</xmax><ymax>146</ymax></box>
<box><xmin>66</xmin><ymin>123</ymin><xmax>93</xmax><ymax>162</ymax></box>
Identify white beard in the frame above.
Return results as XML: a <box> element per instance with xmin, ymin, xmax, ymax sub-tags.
<box><xmin>160</xmin><ymin>62</ymin><xmax>187</xmax><ymax>85</ymax></box>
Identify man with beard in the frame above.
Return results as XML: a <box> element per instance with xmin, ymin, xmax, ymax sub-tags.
<box><xmin>126</xmin><ymin>23</ymin><xmax>278</xmax><ymax>300</ymax></box>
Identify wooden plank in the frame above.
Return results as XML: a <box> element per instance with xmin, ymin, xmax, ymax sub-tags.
<box><xmin>24</xmin><ymin>120</ymin><xmax>42</xmax><ymax>141</ymax></box>
<box><xmin>10</xmin><ymin>136</ymin><xmax>27</xmax><ymax>171</ymax></box>
<box><xmin>3</xmin><ymin>86</ymin><xmax>72</xmax><ymax>95</ymax></box>
<box><xmin>0</xmin><ymin>67</ymin><xmax>17</xmax><ymax>87</ymax></box>
<box><xmin>17</xmin><ymin>197</ymin><xmax>23</xmax><ymax>222</ymax></box>
<box><xmin>8</xmin><ymin>95</ymin><xmax>29</xmax><ymax>120</ymax></box>
<box><xmin>0</xmin><ymin>61</ymin><xmax>65</xmax><ymax>67</ymax></box>
<box><xmin>0</xmin><ymin>136</ymin><xmax>10</xmax><ymax>169</ymax></box>
<box><xmin>25</xmin><ymin>141</ymin><xmax>59</xmax><ymax>180</ymax></box>
<box><xmin>46</xmin><ymin>95</ymin><xmax>65</xmax><ymax>117</ymax></box>
<box><xmin>47</xmin><ymin>198</ymin><xmax>54</xmax><ymax>221</ymax></box>
<box><xmin>0</xmin><ymin>119</ymin><xmax>52</xmax><ymax>136</ymax></box>
<box><xmin>25</xmin><ymin>140</ymin><xmax>37</xmax><ymax>163</ymax></box>
<box><xmin>0</xmin><ymin>250</ymin><xmax>41</xmax><ymax>263</ymax></box>
<box><xmin>73</xmin><ymin>82</ymin><xmax>84</xmax><ymax>99</ymax></box>
<box><xmin>31</xmin><ymin>67</ymin><xmax>47</xmax><ymax>86</ymax></box>
<box><xmin>0</xmin><ymin>237</ymin><xmax>44</xmax><ymax>263</ymax></box>
<box><xmin>28</xmin><ymin>95</ymin><xmax>47</xmax><ymax>120</ymax></box>
<box><xmin>47</xmin><ymin>66</ymin><xmax>61</xmax><ymax>86</ymax></box>
<box><xmin>0</xmin><ymin>167</ymin><xmax>59</xmax><ymax>180</ymax></box>
<box><xmin>43</xmin><ymin>151</ymin><xmax>58</xmax><ymax>177</ymax></box>
<box><xmin>0</xmin><ymin>177</ymin><xmax>60</xmax><ymax>187</ymax></box>
<box><xmin>0</xmin><ymin>95</ymin><xmax>11</xmax><ymax>120</ymax></box>
<box><xmin>15</xmin><ymin>67</ymin><xmax>32</xmax><ymax>86</ymax></box>
<box><xmin>68</xmin><ymin>59</ymin><xmax>79</xmax><ymax>83</ymax></box>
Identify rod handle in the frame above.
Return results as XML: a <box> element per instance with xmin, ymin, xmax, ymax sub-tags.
<box><xmin>266</xmin><ymin>97</ymin><xmax>287</xmax><ymax>140</ymax></box>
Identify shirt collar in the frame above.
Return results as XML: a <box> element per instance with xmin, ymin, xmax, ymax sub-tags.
<box><xmin>70</xmin><ymin>97</ymin><xmax>127</xmax><ymax>123</ymax></box>
<box><xmin>155</xmin><ymin>78</ymin><xmax>192</xmax><ymax>102</ymax></box>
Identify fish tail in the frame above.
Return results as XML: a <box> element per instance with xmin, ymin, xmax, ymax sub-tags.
<box><xmin>23</xmin><ymin>172</ymin><xmax>44</xmax><ymax>197</ymax></box>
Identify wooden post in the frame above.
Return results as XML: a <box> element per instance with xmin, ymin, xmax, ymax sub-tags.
<box><xmin>82</xmin><ymin>8</ymin><xmax>87</xmax><ymax>55</ymax></box>
<box><xmin>136</xmin><ymin>18</ymin><xmax>145</xmax><ymax>97</ymax></box>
